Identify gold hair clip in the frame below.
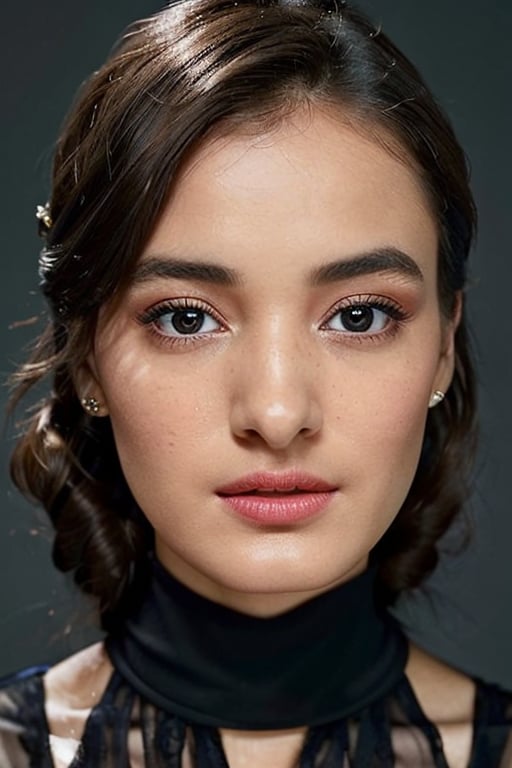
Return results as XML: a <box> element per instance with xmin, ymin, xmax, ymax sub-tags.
<box><xmin>36</xmin><ymin>202</ymin><xmax>53</xmax><ymax>235</ymax></box>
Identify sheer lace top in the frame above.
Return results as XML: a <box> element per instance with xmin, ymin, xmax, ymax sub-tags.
<box><xmin>1</xmin><ymin>665</ymin><xmax>511</xmax><ymax>767</ymax></box>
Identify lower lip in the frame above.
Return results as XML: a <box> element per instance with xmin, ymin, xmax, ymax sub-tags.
<box><xmin>218</xmin><ymin>492</ymin><xmax>336</xmax><ymax>525</ymax></box>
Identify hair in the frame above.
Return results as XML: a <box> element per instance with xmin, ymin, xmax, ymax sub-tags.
<box><xmin>10</xmin><ymin>0</ymin><xmax>477</xmax><ymax>628</ymax></box>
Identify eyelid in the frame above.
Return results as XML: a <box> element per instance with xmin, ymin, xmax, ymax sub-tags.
<box><xmin>320</xmin><ymin>294</ymin><xmax>410</xmax><ymax>323</ymax></box>
<box><xmin>136</xmin><ymin>297</ymin><xmax>228</xmax><ymax>344</ymax></box>
<box><xmin>138</xmin><ymin>297</ymin><xmax>225</xmax><ymax>323</ymax></box>
<box><xmin>319</xmin><ymin>293</ymin><xmax>411</xmax><ymax>341</ymax></box>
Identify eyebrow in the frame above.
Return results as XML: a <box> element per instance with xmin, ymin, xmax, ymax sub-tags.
<box><xmin>131</xmin><ymin>255</ymin><xmax>240</xmax><ymax>286</ymax></box>
<box><xmin>310</xmin><ymin>248</ymin><xmax>424</xmax><ymax>285</ymax></box>
<box><xmin>131</xmin><ymin>247</ymin><xmax>423</xmax><ymax>287</ymax></box>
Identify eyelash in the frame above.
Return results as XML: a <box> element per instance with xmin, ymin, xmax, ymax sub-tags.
<box><xmin>137</xmin><ymin>298</ymin><xmax>226</xmax><ymax>348</ymax></box>
<box><xmin>136</xmin><ymin>294</ymin><xmax>410</xmax><ymax>349</ymax></box>
<box><xmin>320</xmin><ymin>294</ymin><xmax>410</xmax><ymax>342</ymax></box>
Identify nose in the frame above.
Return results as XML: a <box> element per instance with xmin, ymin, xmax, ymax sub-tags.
<box><xmin>229</xmin><ymin>324</ymin><xmax>323</xmax><ymax>450</ymax></box>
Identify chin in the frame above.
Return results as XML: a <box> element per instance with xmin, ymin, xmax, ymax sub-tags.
<box><xmin>229</xmin><ymin>558</ymin><xmax>367</xmax><ymax>593</ymax></box>
<box><xmin>156</xmin><ymin>529</ymin><xmax>373</xmax><ymax>612</ymax></box>
<box><xmin>193</xmin><ymin>548</ymin><xmax>370</xmax><ymax>604</ymax></box>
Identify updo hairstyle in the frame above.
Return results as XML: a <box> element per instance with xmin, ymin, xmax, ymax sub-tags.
<box><xmin>10</xmin><ymin>0</ymin><xmax>477</xmax><ymax>628</ymax></box>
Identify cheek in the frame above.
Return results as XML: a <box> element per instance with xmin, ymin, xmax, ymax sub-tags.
<box><xmin>99</xmin><ymin>357</ymin><xmax>225</xmax><ymax>487</ymax></box>
<box><xmin>357</xmin><ymin>373</ymin><xmax>431</xmax><ymax>441</ymax></box>
<box><xmin>374</xmin><ymin>391</ymin><xmax>428</xmax><ymax>484</ymax></box>
<box><xmin>332</xmin><ymin>352</ymin><xmax>438</xmax><ymax>498</ymax></box>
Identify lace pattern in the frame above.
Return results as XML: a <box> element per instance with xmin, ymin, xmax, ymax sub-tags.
<box><xmin>1</xmin><ymin>668</ymin><xmax>511</xmax><ymax>767</ymax></box>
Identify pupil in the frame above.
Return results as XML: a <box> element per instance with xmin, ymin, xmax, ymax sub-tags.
<box><xmin>172</xmin><ymin>309</ymin><xmax>204</xmax><ymax>334</ymax></box>
<box><xmin>342</xmin><ymin>306</ymin><xmax>373</xmax><ymax>332</ymax></box>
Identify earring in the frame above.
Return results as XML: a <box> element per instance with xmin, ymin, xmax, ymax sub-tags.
<box><xmin>81</xmin><ymin>396</ymin><xmax>102</xmax><ymax>415</ymax></box>
<box><xmin>428</xmin><ymin>390</ymin><xmax>445</xmax><ymax>409</ymax></box>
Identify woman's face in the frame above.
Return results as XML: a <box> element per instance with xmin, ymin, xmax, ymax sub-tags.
<box><xmin>87</xmin><ymin>108</ymin><xmax>456</xmax><ymax>615</ymax></box>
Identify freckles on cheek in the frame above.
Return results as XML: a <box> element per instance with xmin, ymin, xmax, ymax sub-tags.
<box><xmin>374</xmin><ymin>395</ymin><xmax>430</xmax><ymax>468</ymax></box>
<box><xmin>342</xmin><ymin>370</ymin><xmax>431</xmax><ymax>454</ymax></box>
<box><xmin>108</xmin><ymin>383</ymin><xmax>215</xmax><ymax>463</ymax></box>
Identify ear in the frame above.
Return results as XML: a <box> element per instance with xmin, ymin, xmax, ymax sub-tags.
<box><xmin>74</xmin><ymin>355</ymin><xmax>109</xmax><ymax>418</ymax></box>
<box><xmin>431</xmin><ymin>292</ymin><xmax>462</xmax><ymax>399</ymax></box>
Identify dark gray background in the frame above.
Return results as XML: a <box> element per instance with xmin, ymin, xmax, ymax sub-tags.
<box><xmin>1</xmin><ymin>2</ymin><xmax>511</xmax><ymax>683</ymax></box>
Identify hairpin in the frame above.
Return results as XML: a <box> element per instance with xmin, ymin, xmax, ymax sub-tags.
<box><xmin>36</xmin><ymin>202</ymin><xmax>53</xmax><ymax>236</ymax></box>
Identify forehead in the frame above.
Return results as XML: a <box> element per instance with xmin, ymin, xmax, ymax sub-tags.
<box><xmin>137</xmin><ymin>106</ymin><xmax>438</xmax><ymax>284</ymax></box>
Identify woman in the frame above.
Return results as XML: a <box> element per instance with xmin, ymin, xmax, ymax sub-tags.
<box><xmin>1</xmin><ymin>0</ymin><xmax>510</xmax><ymax>765</ymax></box>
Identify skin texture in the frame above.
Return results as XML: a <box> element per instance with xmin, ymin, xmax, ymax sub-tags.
<box><xmin>84</xmin><ymin>106</ymin><xmax>457</xmax><ymax>617</ymax></box>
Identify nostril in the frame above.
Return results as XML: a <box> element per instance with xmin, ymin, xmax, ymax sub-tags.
<box><xmin>229</xmin><ymin>385</ymin><xmax>323</xmax><ymax>449</ymax></box>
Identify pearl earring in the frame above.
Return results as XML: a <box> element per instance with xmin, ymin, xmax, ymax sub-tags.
<box><xmin>428</xmin><ymin>390</ymin><xmax>445</xmax><ymax>409</ymax></box>
<box><xmin>81</xmin><ymin>396</ymin><xmax>102</xmax><ymax>415</ymax></box>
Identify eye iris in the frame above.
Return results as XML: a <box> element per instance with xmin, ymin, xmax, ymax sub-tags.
<box><xmin>341</xmin><ymin>306</ymin><xmax>374</xmax><ymax>332</ymax></box>
<box><xmin>171</xmin><ymin>309</ymin><xmax>204</xmax><ymax>334</ymax></box>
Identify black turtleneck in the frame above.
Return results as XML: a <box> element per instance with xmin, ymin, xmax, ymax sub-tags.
<box><xmin>106</xmin><ymin>558</ymin><xmax>408</xmax><ymax>730</ymax></box>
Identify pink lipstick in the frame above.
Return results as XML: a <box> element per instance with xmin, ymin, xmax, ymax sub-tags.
<box><xmin>216</xmin><ymin>471</ymin><xmax>337</xmax><ymax>525</ymax></box>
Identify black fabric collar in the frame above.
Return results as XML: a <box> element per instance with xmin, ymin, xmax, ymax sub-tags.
<box><xmin>107</xmin><ymin>558</ymin><xmax>408</xmax><ymax>729</ymax></box>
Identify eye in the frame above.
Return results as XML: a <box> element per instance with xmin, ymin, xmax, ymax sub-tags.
<box><xmin>321</xmin><ymin>295</ymin><xmax>409</xmax><ymax>339</ymax></box>
<box><xmin>156</xmin><ymin>307</ymin><xmax>221</xmax><ymax>336</ymax></box>
<box><xmin>137</xmin><ymin>299</ymin><xmax>224</xmax><ymax>340</ymax></box>
<box><xmin>326</xmin><ymin>304</ymin><xmax>389</xmax><ymax>333</ymax></box>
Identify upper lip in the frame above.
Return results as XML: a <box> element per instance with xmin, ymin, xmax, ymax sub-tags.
<box><xmin>216</xmin><ymin>471</ymin><xmax>338</xmax><ymax>495</ymax></box>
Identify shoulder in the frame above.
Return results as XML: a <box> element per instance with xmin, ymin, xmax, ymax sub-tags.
<box><xmin>43</xmin><ymin>642</ymin><xmax>113</xmax><ymax>742</ymax></box>
<box><xmin>0</xmin><ymin>641</ymin><xmax>112</xmax><ymax>725</ymax></box>
<box><xmin>405</xmin><ymin>643</ymin><xmax>476</xmax><ymax>723</ymax></box>
<box><xmin>0</xmin><ymin>664</ymin><xmax>47</xmax><ymax>723</ymax></box>
<box><xmin>0</xmin><ymin>665</ymin><xmax>49</xmax><ymax>765</ymax></box>
<box><xmin>0</xmin><ymin>643</ymin><xmax>113</xmax><ymax>768</ymax></box>
<box><xmin>406</xmin><ymin>642</ymin><xmax>512</xmax><ymax>721</ymax></box>
<box><xmin>405</xmin><ymin>642</ymin><xmax>512</xmax><ymax>767</ymax></box>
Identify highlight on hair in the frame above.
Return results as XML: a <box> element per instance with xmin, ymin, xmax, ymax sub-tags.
<box><xmin>10</xmin><ymin>0</ymin><xmax>477</xmax><ymax>627</ymax></box>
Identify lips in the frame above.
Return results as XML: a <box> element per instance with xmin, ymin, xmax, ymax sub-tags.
<box><xmin>216</xmin><ymin>471</ymin><xmax>338</xmax><ymax>525</ymax></box>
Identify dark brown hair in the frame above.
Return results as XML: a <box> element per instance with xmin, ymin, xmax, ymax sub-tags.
<box><xmin>10</xmin><ymin>0</ymin><xmax>477</xmax><ymax>627</ymax></box>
